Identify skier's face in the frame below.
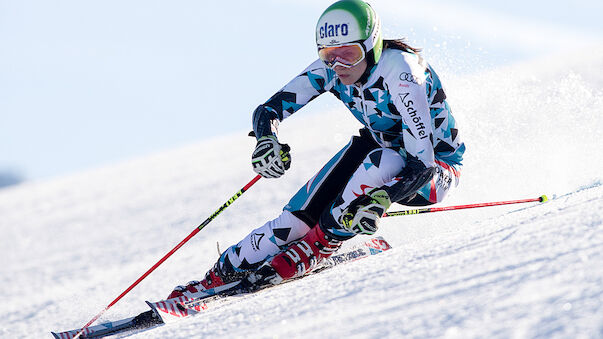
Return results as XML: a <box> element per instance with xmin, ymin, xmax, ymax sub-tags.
<box><xmin>333</xmin><ymin>59</ymin><xmax>367</xmax><ymax>85</ymax></box>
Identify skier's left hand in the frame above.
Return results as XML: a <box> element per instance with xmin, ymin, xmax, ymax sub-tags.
<box><xmin>340</xmin><ymin>188</ymin><xmax>391</xmax><ymax>235</ymax></box>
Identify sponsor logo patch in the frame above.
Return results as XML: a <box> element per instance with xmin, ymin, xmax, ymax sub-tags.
<box><xmin>250</xmin><ymin>233</ymin><xmax>265</xmax><ymax>251</ymax></box>
<box><xmin>399</xmin><ymin>92</ymin><xmax>429</xmax><ymax>140</ymax></box>
<box><xmin>319</xmin><ymin>22</ymin><xmax>349</xmax><ymax>39</ymax></box>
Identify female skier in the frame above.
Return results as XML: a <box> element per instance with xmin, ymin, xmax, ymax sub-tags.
<box><xmin>169</xmin><ymin>0</ymin><xmax>465</xmax><ymax>297</ymax></box>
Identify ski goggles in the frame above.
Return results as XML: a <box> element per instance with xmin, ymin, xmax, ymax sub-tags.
<box><xmin>318</xmin><ymin>42</ymin><xmax>366</xmax><ymax>69</ymax></box>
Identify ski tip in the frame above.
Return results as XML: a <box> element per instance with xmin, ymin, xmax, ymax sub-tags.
<box><xmin>539</xmin><ymin>195</ymin><xmax>549</xmax><ymax>203</ymax></box>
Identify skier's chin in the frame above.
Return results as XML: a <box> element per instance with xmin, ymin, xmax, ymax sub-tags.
<box><xmin>338</xmin><ymin>74</ymin><xmax>357</xmax><ymax>85</ymax></box>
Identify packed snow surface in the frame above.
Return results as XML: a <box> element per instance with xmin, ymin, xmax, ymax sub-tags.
<box><xmin>1</xmin><ymin>49</ymin><xmax>602</xmax><ymax>338</ymax></box>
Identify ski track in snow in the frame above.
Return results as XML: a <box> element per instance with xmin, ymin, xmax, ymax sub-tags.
<box><xmin>1</xmin><ymin>49</ymin><xmax>603</xmax><ymax>338</ymax></box>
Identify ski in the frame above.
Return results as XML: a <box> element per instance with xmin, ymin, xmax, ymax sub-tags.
<box><xmin>51</xmin><ymin>310</ymin><xmax>161</xmax><ymax>339</ymax></box>
<box><xmin>52</xmin><ymin>236</ymin><xmax>391</xmax><ymax>338</ymax></box>
<box><xmin>148</xmin><ymin>236</ymin><xmax>392</xmax><ymax>323</ymax></box>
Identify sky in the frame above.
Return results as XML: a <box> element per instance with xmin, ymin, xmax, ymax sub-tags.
<box><xmin>1</xmin><ymin>0</ymin><xmax>602</xmax><ymax>184</ymax></box>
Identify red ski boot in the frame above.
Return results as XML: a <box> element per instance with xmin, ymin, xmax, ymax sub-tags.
<box><xmin>248</xmin><ymin>224</ymin><xmax>342</xmax><ymax>287</ymax></box>
<box><xmin>167</xmin><ymin>263</ymin><xmax>227</xmax><ymax>299</ymax></box>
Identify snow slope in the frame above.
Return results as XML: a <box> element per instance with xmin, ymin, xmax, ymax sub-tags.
<box><xmin>1</xmin><ymin>47</ymin><xmax>602</xmax><ymax>338</ymax></box>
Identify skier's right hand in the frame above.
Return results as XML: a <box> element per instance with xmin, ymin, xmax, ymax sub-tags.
<box><xmin>251</xmin><ymin>135</ymin><xmax>291</xmax><ymax>178</ymax></box>
<box><xmin>339</xmin><ymin>188</ymin><xmax>391</xmax><ymax>235</ymax></box>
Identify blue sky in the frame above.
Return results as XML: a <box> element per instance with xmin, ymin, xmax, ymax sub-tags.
<box><xmin>1</xmin><ymin>0</ymin><xmax>601</xmax><ymax>182</ymax></box>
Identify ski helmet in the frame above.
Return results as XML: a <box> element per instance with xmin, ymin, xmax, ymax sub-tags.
<box><xmin>316</xmin><ymin>0</ymin><xmax>383</xmax><ymax>65</ymax></box>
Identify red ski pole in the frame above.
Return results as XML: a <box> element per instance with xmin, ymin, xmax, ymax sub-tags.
<box><xmin>383</xmin><ymin>195</ymin><xmax>548</xmax><ymax>217</ymax></box>
<box><xmin>74</xmin><ymin>175</ymin><xmax>262</xmax><ymax>338</ymax></box>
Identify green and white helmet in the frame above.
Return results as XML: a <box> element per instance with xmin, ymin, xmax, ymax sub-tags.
<box><xmin>316</xmin><ymin>0</ymin><xmax>383</xmax><ymax>64</ymax></box>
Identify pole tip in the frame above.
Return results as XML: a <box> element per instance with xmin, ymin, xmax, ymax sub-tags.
<box><xmin>539</xmin><ymin>195</ymin><xmax>549</xmax><ymax>203</ymax></box>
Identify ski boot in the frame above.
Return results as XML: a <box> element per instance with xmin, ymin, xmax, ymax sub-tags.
<box><xmin>246</xmin><ymin>224</ymin><xmax>342</xmax><ymax>288</ymax></box>
<box><xmin>167</xmin><ymin>260</ymin><xmax>239</xmax><ymax>298</ymax></box>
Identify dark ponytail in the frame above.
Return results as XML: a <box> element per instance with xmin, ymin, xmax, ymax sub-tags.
<box><xmin>383</xmin><ymin>39</ymin><xmax>421</xmax><ymax>54</ymax></box>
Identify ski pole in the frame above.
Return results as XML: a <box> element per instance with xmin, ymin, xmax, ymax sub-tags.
<box><xmin>383</xmin><ymin>195</ymin><xmax>548</xmax><ymax>217</ymax></box>
<box><xmin>74</xmin><ymin>174</ymin><xmax>262</xmax><ymax>338</ymax></box>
